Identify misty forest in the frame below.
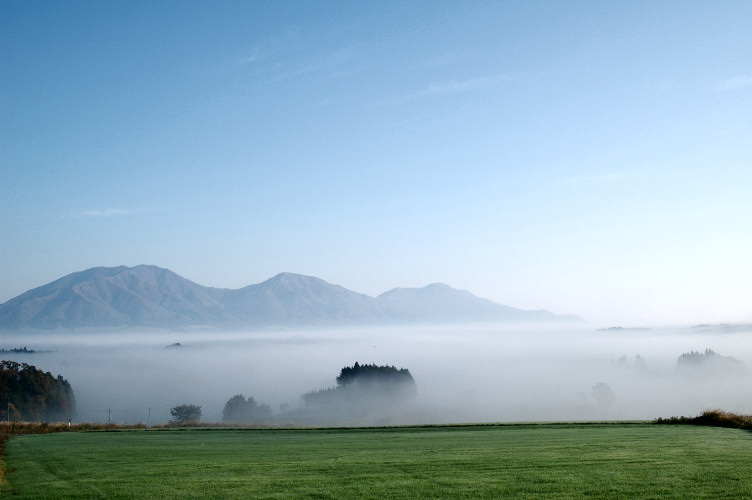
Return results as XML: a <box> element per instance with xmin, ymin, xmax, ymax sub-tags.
<box><xmin>0</xmin><ymin>361</ymin><xmax>76</xmax><ymax>422</ymax></box>
<box><xmin>1</xmin><ymin>323</ymin><xmax>750</xmax><ymax>426</ymax></box>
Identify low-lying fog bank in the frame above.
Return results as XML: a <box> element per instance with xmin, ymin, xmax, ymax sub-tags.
<box><xmin>2</xmin><ymin>324</ymin><xmax>751</xmax><ymax>424</ymax></box>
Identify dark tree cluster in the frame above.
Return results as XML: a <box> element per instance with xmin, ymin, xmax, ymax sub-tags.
<box><xmin>0</xmin><ymin>347</ymin><xmax>35</xmax><ymax>353</ymax></box>
<box><xmin>0</xmin><ymin>360</ymin><xmax>76</xmax><ymax>422</ymax></box>
<box><xmin>222</xmin><ymin>394</ymin><xmax>272</xmax><ymax>423</ymax></box>
<box><xmin>336</xmin><ymin>362</ymin><xmax>415</xmax><ymax>388</ymax></box>
<box><xmin>303</xmin><ymin>362</ymin><xmax>417</xmax><ymax>408</ymax></box>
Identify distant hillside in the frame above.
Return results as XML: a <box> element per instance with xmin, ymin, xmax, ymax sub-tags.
<box><xmin>0</xmin><ymin>265</ymin><xmax>583</xmax><ymax>330</ymax></box>
<box><xmin>221</xmin><ymin>273</ymin><xmax>391</xmax><ymax>326</ymax></box>
<box><xmin>0</xmin><ymin>266</ymin><xmax>231</xmax><ymax>329</ymax></box>
<box><xmin>377</xmin><ymin>283</ymin><xmax>572</xmax><ymax>323</ymax></box>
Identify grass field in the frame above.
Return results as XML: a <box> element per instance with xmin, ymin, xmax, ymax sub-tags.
<box><xmin>2</xmin><ymin>423</ymin><xmax>751</xmax><ymax>498</ymax></box>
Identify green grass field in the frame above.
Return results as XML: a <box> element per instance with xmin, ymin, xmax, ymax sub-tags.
<box><xmin>2</xmin><ymin>423</ymin><xmax>751</xmax><ymax>499</ymax></box>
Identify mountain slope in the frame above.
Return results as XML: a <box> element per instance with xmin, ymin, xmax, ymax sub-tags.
<box><xmin>222</xmin><ymin>272</ymin><xmax>391</xmax><ymax>325</ymax></box>
<box><xmin>0</xmin><ymin>265</ymin><xmax>231</xmax><ymax>329</ymax></box>
<box><xmin>0</xmin><ymin>266</ymin><xmax>583</xmax><ymax>330</ymax></box>
<box><xmin>377</xmin><ymin>283</ymin><xmax>570</xmax><ymax>322</ymax></box>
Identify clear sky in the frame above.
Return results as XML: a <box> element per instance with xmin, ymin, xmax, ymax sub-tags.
<box><xmin>1</xmin><ymin>1</ymin><xmax>750</xmax><ymax>326</ymax></box>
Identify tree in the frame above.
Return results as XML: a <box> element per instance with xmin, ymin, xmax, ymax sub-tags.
<box><xmin>222</xmin><ymin>394</ymin><xmax>272</xmax><ymax>423</ymax></box>
<box><xmin>335</xmin><ymin>362</ymin><xmax>416</xmax><ymax>390</ymax></box>
<box><xmin>170</xmin><ymin>403</ymin><xmax>202</xmax><ymax>425</ymax></box>
<box><xmin>303</xmin><ymin>362</ymin><xmax>417</xmax><ymax>407</ymax></box>
<box><xmin>0</xmin><ymin>360</ymin><xmax>76</xmax><ymax>421</ymax></box>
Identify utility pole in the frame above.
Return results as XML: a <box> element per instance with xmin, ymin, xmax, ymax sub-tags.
<box><xmin>148</xmin><ymin>407</ymin><xmax>151</xmax><ymax>428</ymax></box>
<box><xmin>108</xmin><ymin>408</ymin><xmax>112</xmax><ymax>423</ymax></box>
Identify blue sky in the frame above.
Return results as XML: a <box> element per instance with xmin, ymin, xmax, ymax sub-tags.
<box><xmin>2</xmin><ymin>1</ymin><xmax>750</xmax><ymax>326</ymax></box>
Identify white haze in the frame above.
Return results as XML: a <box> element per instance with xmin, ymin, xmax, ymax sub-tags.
<box><xmin>2</xmin><ymin>324</ymin><xmax>751</xmax><ymax>424</ymax></box>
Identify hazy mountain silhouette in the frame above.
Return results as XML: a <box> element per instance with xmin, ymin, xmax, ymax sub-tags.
<box><xmin>221</xmin><ymin>272</ymin><xmax>391</xmax><ymax>326</ymax></box>
<box><xmin>0</xmin><ymin>265</ymin><xmax>231</xmax><ymax>329</ymax></box>
<box><xmin>0</xmin><ymin>265</ymin><xmax>583</xmax><ymax>330</ymax></box>
<box><xmin>377</xmin><ymin>283</ymin><xmax>572</xmax><ymax>323</ymax></box>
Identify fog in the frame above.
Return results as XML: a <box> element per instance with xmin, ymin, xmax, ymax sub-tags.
<box><xmin>3</xmin><ymin>324</ymin><xmax>751</xmax><ymax>425</ymax></box>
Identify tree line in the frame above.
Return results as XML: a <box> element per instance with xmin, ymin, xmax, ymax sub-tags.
<box><xmin>2</xmin><ymin>360</ymin><xmax>415</xmax><ymax>425</ymax></box>
<box><xmin>171</xmin><ymin>362</ymin><xmax>416</xmax><ymax>425</ymax></box>
<box><xmin>0</xmin><ymin>360</ymin><xmax>76</xmax><ymax>422</ymax></box>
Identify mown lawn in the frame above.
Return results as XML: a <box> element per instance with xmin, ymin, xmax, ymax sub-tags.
<box><xmin>2</xmin><ymin>423</ymin><xmax>751</xmax><ymax>498</ymax></box>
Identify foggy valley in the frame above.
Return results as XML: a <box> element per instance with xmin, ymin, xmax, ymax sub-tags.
<box><xmin>2</xmin><ymin>323</ymin><xmax>750</xmax><ymax>425</ymax></box>
<box><xmin>3</xmin><ymin>2</ymin><xmax>751</xmax><ymax>496</ymax></box>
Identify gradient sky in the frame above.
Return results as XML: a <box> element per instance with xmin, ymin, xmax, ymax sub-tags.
<box><xmin>2</xmin><ymin>1</ymin><xmax>750</xmax><ymax>326</ymax></box>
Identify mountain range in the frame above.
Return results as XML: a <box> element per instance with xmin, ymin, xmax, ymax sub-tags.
<box><xmin>0</xmin><ymin>265</ymin><xmax>583</xmax><ymax>330</ymax></box>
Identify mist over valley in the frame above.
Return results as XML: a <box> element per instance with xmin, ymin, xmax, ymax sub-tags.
<box><xmin>3</xmin><ymin>323</ymin><xmax>749</xmax><ymax>425</ymax></box>
<box><xmin>2</xmin><ymin>3</ymin><xmax>750</xmax><ymax>497</ymax></box>
<box><xmin>2</xmin><ymin>0</ymin><xmax>750</xmax><ymax>429</ymax></box>
<box><xmin>2</xmin><ymin>266</ymin><xmax>749</xmax><ymax>426</ymax></box>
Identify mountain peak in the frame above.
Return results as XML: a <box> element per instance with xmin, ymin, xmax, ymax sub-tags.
<box><xmin>265</xmin><ymin>272</ymin><xmax>327</xmax><ymax>286</ymax></box>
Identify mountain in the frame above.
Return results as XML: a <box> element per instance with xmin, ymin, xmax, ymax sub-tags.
<box><xmin>0</xmin><ymin>265</ymin><xmax>231</xmax><ymax>329</ymax></box>
<box><xmin>377</xmin><ymin>283</ymin><xmax>573</xmax><ymax>323</ymax></box>
<box><xmin>0</xmin><ymin>266</ymin><xmax>583</xmax><ymax>330</ymax></box>
<box><xmin>221</xmin><ymin>273</ymin><xmax>391</xmax><ymax>326</ymax></box>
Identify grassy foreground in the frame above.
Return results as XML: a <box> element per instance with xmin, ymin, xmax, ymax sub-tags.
<box><xmin>2</xmin><ymin>423</ymin><xmax>751</xmax><ymax>499</ymax></box>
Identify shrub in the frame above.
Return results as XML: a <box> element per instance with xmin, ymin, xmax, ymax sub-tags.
<box><xmin>654</xmin><ymin>410</ymin><xmax>752</xmax><ymax>430</ymax></box>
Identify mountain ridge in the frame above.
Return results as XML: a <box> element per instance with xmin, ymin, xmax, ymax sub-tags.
<box><xmin>0</xmin><ymin>266</ymin><xmax>584</xmax><ymax>330</ymax></box>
